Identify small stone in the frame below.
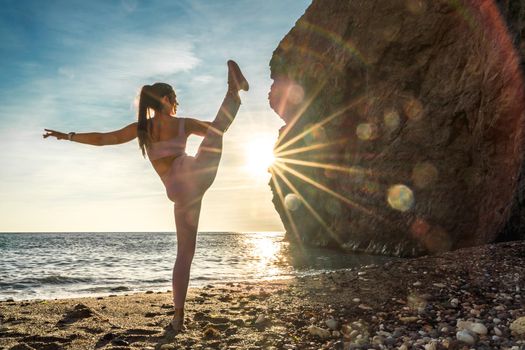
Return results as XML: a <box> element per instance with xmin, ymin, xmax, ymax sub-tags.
<box><xmin>203</xmin><ymin>325</ymin><xmax>221</xmax><ymax>338</ymax></box>
<box><xmin>325</xmin><ymin>318</ymin><xmax>338</xmax><ymax>330</ymax></box>
<box><xmin>255</xmin><ymin>314</ymin><xmax>266</xmax><ymax>325</ymax></box>
<box><xmin>398</xmin><ymin>345</ymin><xmax>408</xmax><ymax>350</ymax></box>
<box><xmin>450</xmin><ymin>298</ymin><xmax>459</xmax><ymax>308</ymax></box>
<box><xmin>456</xmin><ymin>330</ymin><xmax>476</xmax><ymax>345</ymax></box>
<box><xmin>424</xmin><ymin>341</ymin><xmax>438</xmax><ymax>350</ymax></box>
<box><xmin>399</xmin><ymin>316</ymin><xmax>418</xmax><ymax>323</ymax></box>
<box><xmin>358</xmin><ymin>304</ymin><xmax>372</xmax><ymax>310</ymax></box>
<box><xmin>413</xmin><ymin>281</ymin><xmax>422</xmax><ymax>287</ymax></box>
<box><xmin>372</xmin><ymin>335</ymin><xmax>384</xmax><ymax>345</ymax></box>
<box><xmin>469</xmin><ymin>322</ymin><xmax>488</xmax><ymax>335</ymax></box>
<box><xmin>433</xmin><ymin>283</ymin><xmax>446</xmax><ymax>288</ymax></box>
<box><xmin>352</xmin><ymin>298</ymin><xmax>360</xmax><ymax>303</ymax></box>
<box><xmin>510</xmin><ymin>317</ymin><xmax>525</xmax><ymax>338</ymax></box>
<box><xmin>307</xmin><ymin>325</ymin><xmax>331</xmax><ymax>339</ymax></box>
<box><xmin>493</xmin><ymin>318</ymin><xmax>501</xmax><ymax>324</ymax></box>
<box><xmin>494</xmin><ymin>327</ymin><xmax>502</xmax><ymax>336</ymax></box>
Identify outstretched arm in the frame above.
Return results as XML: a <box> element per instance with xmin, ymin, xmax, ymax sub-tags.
<box><xmin>43</xmin><ymin>122</ymin><xmax>138</xmax><ymax>146</ymax></box>
<box><xmin>185</xmin><ymin>118</ymin><xmax>212</xmax><ymax>137</ymax></box>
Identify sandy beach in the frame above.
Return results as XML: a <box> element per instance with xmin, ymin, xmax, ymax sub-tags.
<box><xmin>1</xmin><ymin>241</ymin><xmax>524</xmax><ymax>350</ymax></box>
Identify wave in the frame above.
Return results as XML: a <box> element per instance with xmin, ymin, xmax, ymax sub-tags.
<box><xmin>0</xmin><ymin>275</ymin><xmax>94</xmax><ymax>287</ymax></box>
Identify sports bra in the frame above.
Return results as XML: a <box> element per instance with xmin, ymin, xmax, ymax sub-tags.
<box><xmin>146</xmin><ymin>118</ymin><xmax>187</xmax><ymax>161</ymax></box>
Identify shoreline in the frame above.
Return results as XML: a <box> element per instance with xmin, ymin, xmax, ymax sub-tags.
<box><xmin>1</xmin><ymin>241</ymin><xmax>524</xmax><ymax>349</ymax></box>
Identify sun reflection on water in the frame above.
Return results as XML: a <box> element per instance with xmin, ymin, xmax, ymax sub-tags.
<box><xmin>246</xmin><ymin>234</ymin><xmax>282</xmax><ymax>278</ymax></box>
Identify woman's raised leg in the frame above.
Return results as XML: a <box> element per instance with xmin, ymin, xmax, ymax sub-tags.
<box><xmin>193</xmin><ymin>91</ymin><xmax>240</xmax><ymax>184</ymax></box>
<box><xmin>193</xmin><ymin>60</ymin><xmax>248</xmax><ymax>189</ymax></box>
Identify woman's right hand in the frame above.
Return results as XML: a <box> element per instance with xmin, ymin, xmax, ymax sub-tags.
<box><xmin>43</xmin><ymin>129</ymin><xmax>68</xmax><ymax>140</ymax></box>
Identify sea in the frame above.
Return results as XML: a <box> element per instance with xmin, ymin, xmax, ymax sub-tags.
<box><xmin>0</xmin><ymin>232</ymin><xmax>393</xmax><ymax>301</ymax></box>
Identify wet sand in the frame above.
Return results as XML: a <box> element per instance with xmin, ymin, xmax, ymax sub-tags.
<box><xmin>1</xmin><ymin>241</ymin><xmax>524</xmax><ymax>350</ymax></box>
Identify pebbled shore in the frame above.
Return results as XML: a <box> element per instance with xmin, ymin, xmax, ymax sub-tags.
<box><xmin>1</xmin><ymin>241</ymin><xmax>524</xmax><ymax>350</ymax></box>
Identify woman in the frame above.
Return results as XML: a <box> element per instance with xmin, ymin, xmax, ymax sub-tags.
<box><xmin>43</xmin><ymin>60</ymin><xmax>249</xmax><ymax>332</ymax></box>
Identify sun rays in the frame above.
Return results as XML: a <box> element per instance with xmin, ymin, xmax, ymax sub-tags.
<box><xmin>265</xmin><ymin>70</ymin><xmax>408</xmax><ymax>250</ymax></box>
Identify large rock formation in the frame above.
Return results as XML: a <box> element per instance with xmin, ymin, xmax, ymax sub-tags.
<box><xmin>497</xmin><ymin>0</ymin><xmax>525</xmax><ymax>241</ymax></box>
<box><xmin>268</xmin><ymin>0</ymin><xmax>525</xmax><ymax>257</ymax></box>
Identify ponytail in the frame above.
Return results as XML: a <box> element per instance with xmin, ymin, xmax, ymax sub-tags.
<box><xmin>136</xmin><ymin>82</ymin><xmax>176</xmax><ymax>157</ymax></box>
<box><xmin>137</xmin><ymin>85</ymin><xmax>152</xmax><ymax>157</ymax></box>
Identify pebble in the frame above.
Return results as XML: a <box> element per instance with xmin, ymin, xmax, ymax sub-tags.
<box><xmin>255</xmin><ymin>314</ymin><xmax>266</xmax><ymax>325</ymax></box>
<box><xmin>510</xmin><ymin>317</ymin><xmax>525</xmax><ymax>338</ymax></box>
<box><xmin>469</xmin><ymin>322</ymin><xmax>488</xmax><ymax>335</ymax></box>
<box><xmin>307</xmin><ymin>325</ymin><xmax>331</xmax><ymax>339</ymax></box>
<box><xmin>203</xmin><ymin>326</ymin><xmax>221</xmax><ymax>339</ymax></box>
<box><xmin>494</xmin><ymin>327</ymin><xmax>502</xmax><ymax>336</ymax></box>
<box><xmin>358</xmin><ymin>304</ymin><xmax>372</xmax><ymax>310</ymax></box>
<box><xmin>352</xmin><ymin>298</ymin><xmax>360</xmax><ymax>303</ymax></box>
<box><xmin>325</xmin><ymin>318</ymin><xmax>338</xmax><ymax>330</ymax></box>
<box><xmin>413</xmin><ymin>281</ymin><xmax>422</xmax><ymax>287</ymax></box>
<box><xmin>456</xmin><ymin>320</ymin><xmax>487</xmax><ymax>335</ymax></box>
<box><xmin>456</xmin><ymin>330</ymin><xmax>476</xmax><ymax>345</ymax></box>
<box><xmin>424</xmin><ymin>341</ymin><xmax>438</xmax><ymax>350</ymax></box>
<box><xmin>450</xmin><ymin>298</ymin><xmax>459</xmax><ymax>308</ymax></box>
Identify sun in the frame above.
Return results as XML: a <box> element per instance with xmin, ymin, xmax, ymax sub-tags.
<box><xmin>244</xmin><ymin>136</ymin><xmax>276</xmax><ymax>178</ymax></box>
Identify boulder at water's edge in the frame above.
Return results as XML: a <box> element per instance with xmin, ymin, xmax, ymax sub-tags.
<box><xmin>269</xmin><ymin>0</ymin><xmax>525</xmax><ymax>256</ymax></box>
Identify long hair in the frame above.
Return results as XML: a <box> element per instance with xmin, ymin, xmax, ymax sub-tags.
<box><xmin>137</xmin><ymin>83</ymin><xmax>175</xmax><ymax>157</ymax></box>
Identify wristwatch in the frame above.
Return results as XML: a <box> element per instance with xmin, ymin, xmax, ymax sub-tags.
<box><xmin>68</xmin><ymin>132</ymin><xmax>76</xmax><ymax>141</ymax></box>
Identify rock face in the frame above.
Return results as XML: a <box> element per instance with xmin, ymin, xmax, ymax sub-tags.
<box><xmin>268</xmin><ymin>0</ymin><xmax>525</xmax><ymax>256</ymax></box>
<box><xmin>498</xmin><ymin>0</ymin><xmax>525</xmax><ymax>241</ymax></box>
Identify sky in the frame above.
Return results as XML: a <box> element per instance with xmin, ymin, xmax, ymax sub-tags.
<box><xmin>0</xmin><ymin>0</ymin><xmax>311</xmax><ymax>232</ymax></box>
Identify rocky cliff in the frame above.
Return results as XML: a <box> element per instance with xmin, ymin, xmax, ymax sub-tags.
<box><xmin>268</xmin><ymin>0</ymin><xmax>525</xmax><ymax>257</ymax></box>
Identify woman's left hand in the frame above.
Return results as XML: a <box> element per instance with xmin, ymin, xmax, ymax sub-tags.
<box><xmin>43</xmin><ymin>129</ymin><xmax>68</xmax><ymax>140</ymax></box>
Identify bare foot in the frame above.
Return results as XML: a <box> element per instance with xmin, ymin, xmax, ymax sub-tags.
<box><xmin>227</xmin><ymin>60</ymin><xmax>249</xmax><ymax>92</ymax></box>
<box><xmin>170</xmin><ymin>308</ymin><xmax>184</xmax><ymax>332</ymax></box>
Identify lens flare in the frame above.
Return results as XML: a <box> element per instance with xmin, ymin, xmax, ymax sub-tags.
<box><xmin>387</xmin><ymin>184</ymin><xmax>414</xmax><ymax>212</ymax></box>
<box><xmin>384</xmin><ymin>109</ymin><xmax>400</xmax><ymax>130</ymax></box>
<box><xmin>403</xmin><ymin>97</ymin><xmax>424</xmax><ymax>121</ymax></box>
<box><xmin>284</xmin><ymin>193</ymin><xmax>301</xmax><ymax>211</ymax></box>
<box><xmin>356</xmin><ymin>123</ymin><xmax>375</xmax><ymax>141</ymax></box>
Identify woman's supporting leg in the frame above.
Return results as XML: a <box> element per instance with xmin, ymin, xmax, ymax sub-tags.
<box><xmin>172</xmin><ymin>200</ymin><xmax>202</xmax><ymax>309</ymax></box>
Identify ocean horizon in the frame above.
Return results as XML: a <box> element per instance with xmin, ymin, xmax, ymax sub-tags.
<box><xmin>0</xmin><ymin>231</ymin><xmax>393</xmax><ymax>301</ymax></box>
